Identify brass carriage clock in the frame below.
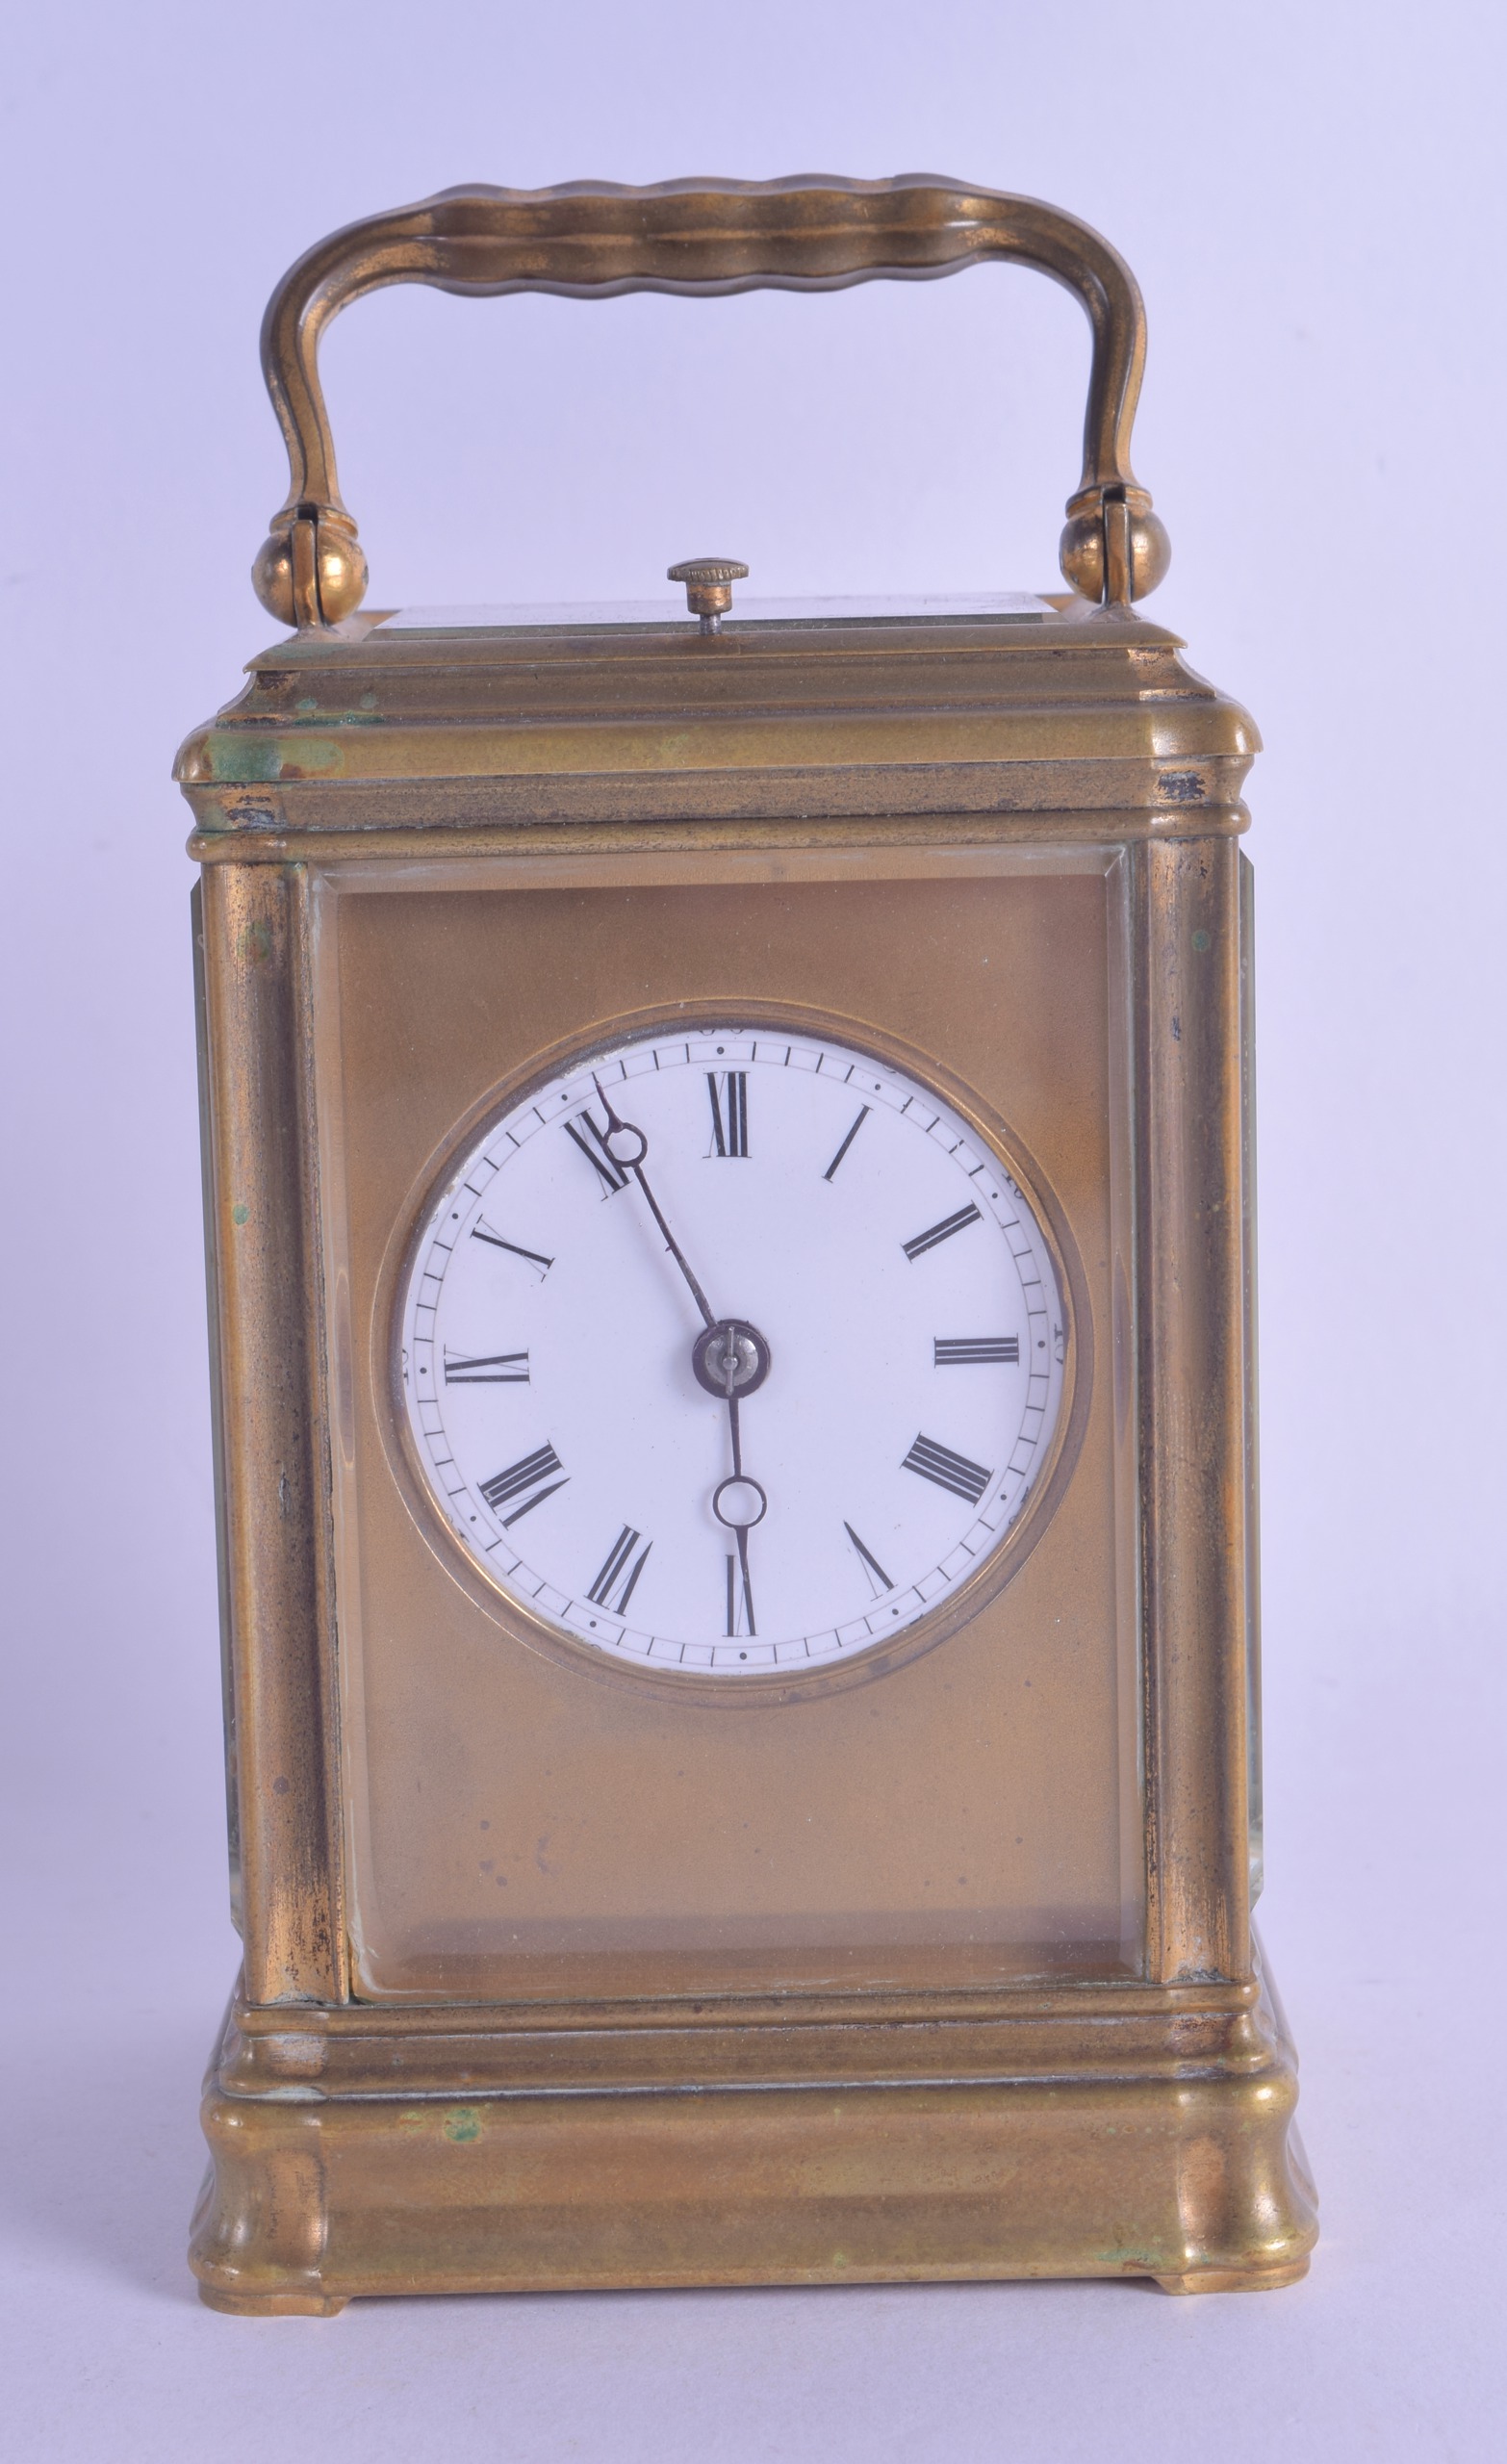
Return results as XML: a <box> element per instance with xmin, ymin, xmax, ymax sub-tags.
<box><xmin>180</xmin><ymin>177</ymin><xmax>1315</xmax><ymax>2309</ymax></box>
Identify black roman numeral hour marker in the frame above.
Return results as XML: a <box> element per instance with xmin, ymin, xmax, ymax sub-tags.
<box><xmin>707</xmin><ymin>1071</ymin><xmax>749</xmax><ymax>1158</ymax></box>
<box><xmin>585</xmin><ymin>1525</ymin><xmax>651</xmax><ymax>1616</ymax></box>
<box><xmin>478</xmin><ymin>1443</ymin><xmax>568</xmax><ymax>1526</ymax></box>
<box><xmin>844</xmin><ymin>1521</ymin><xmax>894</xmax><ymax>1598</ymax></box>
<box><xmin>901</xmin><ymin>1434</ymin><xmax>993</xmax><ymax>1506</ymax></box>
<box><xmin>444</xmin><ymin>1348</ymin><xmax>530</xmax><ymax>1384</ymax></box>
<box><xmin>471</xmin><ymin>1222</ymin><xmax>553</xmax><ymax>1277</ymax></box>
<box><xmin>564</xmin><ymin>1107</ymin><xmax>629</xmax><ymax>1196</ymax></box>
<box><xmin>823</xmin><ymin>1105</ymin><xmax>871</xmax><ymax>1181</ymax></box>
<box><xmin>903</xmin><ymin>1202</ymin><xmax>983</xmax><ymax>1261</ymax></box>
<box><xmin>934</xmin><ymin>1337</ymin><xmax>1020</xmax><ymax>1366</ymax></box>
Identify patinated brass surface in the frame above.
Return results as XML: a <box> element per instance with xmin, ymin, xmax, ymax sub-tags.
<box><xmin>192</xmin><ymin>1952</ymin><xmax>1314</xmax><ymax>2312</ymax></box>
<box><xmin>184</xmin><ymin>601</ymin><xmax>1309</xmax><ymax>2298</ymax></box>
<box><xmin>182</xmin><ymin>181</ymin><xmax>1312</xmax><ymax>2308</ymax></box>
<box><xmin>179</xmin><ymin>600</ymin><xmax>1251</xmax><ymax>851</ymax></box>
<box><xmin>248</xmin><ymin>177</ymin><xmax>1169</xmax><ymax>628</ymax></box>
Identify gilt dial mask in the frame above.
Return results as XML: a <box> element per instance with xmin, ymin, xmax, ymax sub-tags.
<box><xmin>396</xmin><ymin>1022</ymin><xmax>1070</xmax><ymax>1678</ymax></box>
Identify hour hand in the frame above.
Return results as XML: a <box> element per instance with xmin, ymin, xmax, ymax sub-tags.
<box><xmin>592</xmin><ymin>1079</ymin><xmax>649</xmax><ymax>1172</ymax></box>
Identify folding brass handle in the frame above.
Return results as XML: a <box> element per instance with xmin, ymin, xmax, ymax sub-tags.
<box><xmin>253</xmin><ymin>175</ymin><xmax>1170</xmax><ymax>629</ymax></box>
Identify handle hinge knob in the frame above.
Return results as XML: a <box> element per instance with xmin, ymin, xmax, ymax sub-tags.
<box><xmin>668</xmin><ymin>558</ymin><xmax>750</xmax><ymax>633</ymax></box>
<box><xmin>1059</xmin><ymin>487</ymin><xmax>1170</xmax><ymax>608</ymax></box>
<box><xmin>253</xmin><ymin>502</ymin><xmax>369</xmax><ymax>629</ymax></box>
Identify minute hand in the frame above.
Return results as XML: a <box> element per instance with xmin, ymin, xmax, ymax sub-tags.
<box><xmin>594</xmin><ymin>1080</ymin><xmax>716</xmax><ymax>1331</ymax></box>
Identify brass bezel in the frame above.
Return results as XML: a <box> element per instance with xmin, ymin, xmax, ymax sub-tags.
<box><xmin>370</xmin><ymin>996</ymin><xmax>1092</xmax><ymax>1707</ymax></box>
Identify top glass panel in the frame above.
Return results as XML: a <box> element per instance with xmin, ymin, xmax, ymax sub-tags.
<box><xmin>377</xmin><ymin>593</ymin><xmax>1053</xmax><ymax>633</ymax></box>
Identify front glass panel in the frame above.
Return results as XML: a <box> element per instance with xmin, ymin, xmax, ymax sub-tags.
<box><xmin>312</xmin><ymin>848</ymin><xmax>1141</xmax><ymax>2000</ymax></box>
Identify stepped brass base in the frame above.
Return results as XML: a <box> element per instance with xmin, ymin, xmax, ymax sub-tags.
<box><xmin>191</xmin><ymin>1959</ymin><xmax>1315</xmax><ymax>2313</ymax></box>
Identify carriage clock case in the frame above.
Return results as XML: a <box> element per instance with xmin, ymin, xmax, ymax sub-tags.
<box><xmin>179</xmin><ymin>177</ymin><xmax>1316</xmax><ymax>2310</ymax></box>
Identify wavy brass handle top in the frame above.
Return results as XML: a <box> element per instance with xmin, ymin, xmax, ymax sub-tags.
<box><xmin>253</xmin><ymin>175</ymin><xmax>1170</xmax><ymax>629</ymax></box>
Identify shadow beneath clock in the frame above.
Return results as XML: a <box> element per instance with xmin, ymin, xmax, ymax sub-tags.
<box><xmin>0</xmin><ymin>1992</ymin><xmax>220</xmax><ymax>2308</ymax></box>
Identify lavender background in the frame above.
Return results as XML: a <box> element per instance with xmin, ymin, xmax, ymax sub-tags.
<box><xmin>3</xmin><ymin>3</ymin><xmax>1503</xmax><ymax>2455</ymax></box>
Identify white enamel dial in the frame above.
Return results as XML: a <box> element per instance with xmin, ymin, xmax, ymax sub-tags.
<box><xmin>396</xmin><ymin>1024</ymin><xmax>1068</xmax><ymax>1678</ymax></box>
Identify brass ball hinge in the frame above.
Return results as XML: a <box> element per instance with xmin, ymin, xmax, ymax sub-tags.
<box><xmin>252</xmin><ymin>504</ymin><xmax>369</xmax><ymax>630</ymax></box>
<box><xmin>1059</xmin><ymin>487</ymin><xmax>1170</xmax><ymax>608</ymax></box>
<box><xmin>668</xmin><ymin>558</ymin><xmax>750</xmax><ymax>633</ymax></box>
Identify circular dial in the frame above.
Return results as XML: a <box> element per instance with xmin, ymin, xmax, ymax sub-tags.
<box><xmin>397</xmin><ymin>1024</ymin><xmax>1067</xmax><ymax>1678</ymax></box>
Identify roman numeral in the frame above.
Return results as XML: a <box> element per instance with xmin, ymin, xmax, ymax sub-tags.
<box><xmin>707</xmin><ymin>1071</ymin><xmax>749</xmax><ymax>1158</ymax></box>
<box><xmin>933</xmin><ymin>1337</ymin><xmax>1020</xmax><ymax>1366</ymax></box>
<box><xmin>903</xmin><ymin>1202</ymin><xmax>982</xmax><ymax>1261</ymax></box>
<box><xmin>844</xmin><ymin>1521</ymin><xmax>894</xmax><ymax>1599</ymax></box>
<box><xmin>725</xmin><ymin>1553</ymin><xmax>756</xmax><ymax>1637</ymax></box>
<box><xmin>471</xmin><ymin>1222</ymin><xmax>553</xmax><ymax>1277</ymax></box>
<box><xmin>478</xmin><ymin>1443</ymin><xmax>568</xmax><ymax>1527</ymax></box>
<box><xmin>564</xmin><ymin>1106</ymin><xmax>629</xmax><ymax>1195</ymax></box>
<box><xmin>585</xmin><ymin>1524</ymin><xmax>651</xmax><ymax>1615</ymax></box>
<box><xmin>444</xmin><ymin>1348</ymin><xmax>530</xmax><ymax>1383</ymax></box>
<box><xmin>823</xmin><ymin>1105</ymin><xmax>870</xmax><ymax>1181</ymax></box>
<box><xmin>901</xmin><ymin>1434</ymin><xmax>993</xmax><ymax>1506</ymax></box>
